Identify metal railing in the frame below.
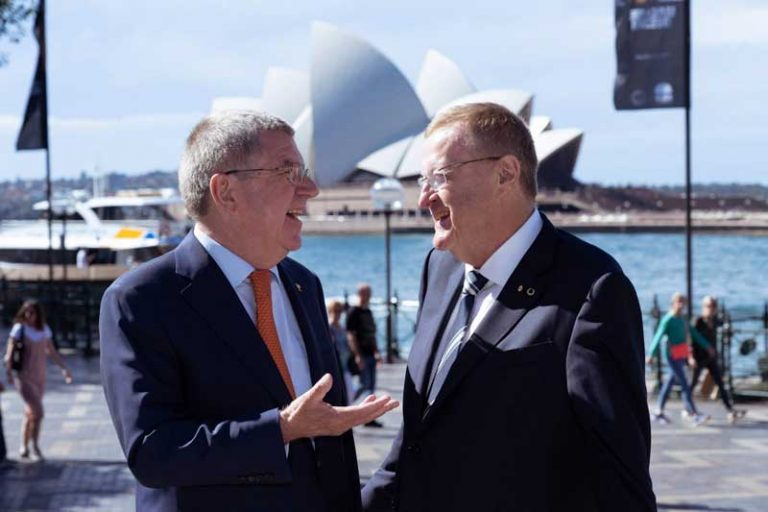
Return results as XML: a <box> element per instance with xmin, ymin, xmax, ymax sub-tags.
<box><xmin>647</xmin><ymin>295</ymin><xmax>768</xmax><ymax>400</ymax></box>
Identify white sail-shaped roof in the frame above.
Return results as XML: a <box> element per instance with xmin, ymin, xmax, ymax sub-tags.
<box><xmin>357</xmin><ymin>137</ymin><xmax>414</xmax><ymax>178</ymax></box>
<box><xmin>210</xmin><ymin>97</ymin><xmax>264</xmax><ymax>114</ymax></box>
<box><xmin>310</xmin><ymin>21</ymin><xmax>429</xmax><ymax>186</ymax></box>
<box><xmin>394</xmin><ymin>133</ymin><xmax>427</xmax><ymax>179</ymax></box>
<box><xmin>529</xmin><ymin>116</ymin><xmax>552</xmax><ymax>136</ymax></box>
<box><xmin>534</xmin><ymin>129</ymin><xmax>583</xmax><ymax>162</ymax></box>
<box><xmin>439</xmin><ymin>89</ymin><xmax>534</xmax><ymax>123</ymax></box>
<box><xmin>292</xmin><ymin>106</ymin><xmax>315</xmax><ymax>170</ymax></box>
<box><xmin>416</xmin><ymin>50</ymin><xmax>476</xmax><ymax>117</ymax></box>
<box><xmin>261</xmin><ymin>67</ymin><xmax>310</xmax><ymax>125</ymax></box>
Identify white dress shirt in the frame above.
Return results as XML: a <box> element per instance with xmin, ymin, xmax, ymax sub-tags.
<box><xmin>193</xmin><ymin>225</ymin><xmax>313</xmax><ymax>399</ymax></box>
<box><xmin>467</xmin><ymin>208</ymin><xmax>543</xmax><ymax>335</ymax></box>
<box><xmin>427</xmin><ymin>210</ymin><xmax>542</xmax><ymax>404</ymax></box>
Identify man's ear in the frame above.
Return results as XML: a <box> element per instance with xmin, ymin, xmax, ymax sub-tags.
<box><xmin>209</xmin><ymin>173</ymin><xmax>237</xmax><ymax>213</ymax></box>
<box><xmin>498</xmin><ymin>154</ymin><xmax>521</xmax><ymax>186</ymax></box>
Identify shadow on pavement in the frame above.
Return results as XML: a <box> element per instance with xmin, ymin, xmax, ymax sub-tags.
<box><xmin>0</xmin><ymin>458</ymin><xmax>133</xmax><ymax>511</ymax></box>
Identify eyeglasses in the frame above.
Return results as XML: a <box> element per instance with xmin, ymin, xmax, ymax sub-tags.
<box><xmin>417</xmin><ymin>156</ymin><xmax>504</xmax><ymax>191</ymax></box>
<box><xmin>221</xmin><ymin>164</ymin><xmax>311</xmax><ymax>185</ymax></box>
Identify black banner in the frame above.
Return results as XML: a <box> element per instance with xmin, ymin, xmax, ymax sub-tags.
<box><xmin>614</xmin><ymin>0</ymin><xmax>688</xmax><ymax>110</ymax></box>
<box><xmin>16</xmin><ymin>0</ymin><xmax>48</xmax><ymax>150</ymax></box>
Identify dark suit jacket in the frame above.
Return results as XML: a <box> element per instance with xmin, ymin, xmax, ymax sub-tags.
<box><xmin>100</xmin><ymin>233</ymin><xmax>361</xmax><ymax>512</ymax></box>
<box><xmin>363</xmin><ymin>213</ymin><xmax>656</xmax><ymax>511</ymax></box>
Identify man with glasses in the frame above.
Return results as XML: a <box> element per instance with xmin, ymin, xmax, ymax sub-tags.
<box><xmin>100</xmin><ymin>110</ymin><xmax>398</xmax><ymax>512</ymax></box>
<box><xmin>363</xmin><ymin>102</ymin><xmax>655</xmax><ymax>511</ymax></box>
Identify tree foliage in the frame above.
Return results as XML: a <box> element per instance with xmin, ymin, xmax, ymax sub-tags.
<box><xmin>0</xmin><ymin>0</ymin><xmax>36</xmax><ymax>65</ymax></box>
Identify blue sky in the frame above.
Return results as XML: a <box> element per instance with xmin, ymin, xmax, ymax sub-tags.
<box><xmin>0</xmin><ymin>0</ymin><xmax>766</xmax><ymax>185</ymax></box>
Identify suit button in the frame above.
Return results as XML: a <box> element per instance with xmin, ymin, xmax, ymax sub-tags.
<box><xmin>407</xmin><ymin>443</ymin><xmax>421</xmax><ymax>454</ymax></box>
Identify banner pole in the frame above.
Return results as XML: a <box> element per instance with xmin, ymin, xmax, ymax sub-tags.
<box><xmin>46</xmin><ymin>148</ymin><xmax>53</xmax><ymax>285</ymax></box>
<box><xmin>684</xmin><ymin>0</ymin><xmax>693</xmax><ymax>318</ymax></box>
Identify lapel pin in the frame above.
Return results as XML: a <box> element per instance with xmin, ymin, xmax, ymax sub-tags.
<box><xmin>295</xmin><ymin>283</ymin><xmax>303</xmax><ymax>293</ymax></box>
<box><xmin>517</xmin><ymin>285</ymin><xmax>524</xmax><ymax>293</ymax></box>
<box><xmin>526</xmin><ymin>287</ymin><xmax>535</xmax><ymax>296</ymax></box>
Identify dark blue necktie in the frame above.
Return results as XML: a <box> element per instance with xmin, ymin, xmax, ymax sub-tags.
<box><xmin>427</xmin><ymin>270</ymin><xmax>489</xmax><ymax>404</ymax></box>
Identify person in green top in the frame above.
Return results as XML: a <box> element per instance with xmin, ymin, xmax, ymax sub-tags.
<box><xmin>646</xmin><ymin>292</ymin><xmax>714</xmax><ymax>425</ymax></box>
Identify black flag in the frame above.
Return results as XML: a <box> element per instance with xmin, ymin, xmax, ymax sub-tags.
<box><xmin>16</xmin><ymin>0</ymin><xmax>48</xmax><ymax>150</ymax></box>
<box><xmin>614</xmin><ymin>0</ymin><xmax>688</xmax><ymax>110</ymax></box>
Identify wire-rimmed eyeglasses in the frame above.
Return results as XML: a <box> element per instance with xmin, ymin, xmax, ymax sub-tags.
<box><xmin>417</xmin><ymin>156</ymin><xmax>504</xmax><ymax>191</ymax></box>
<box><xmin>221</xmin><ymin>164</ymin><xmax>311</xmax><ymax>185</ymax></box>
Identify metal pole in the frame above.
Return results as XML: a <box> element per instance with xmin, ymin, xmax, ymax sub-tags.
<box><xmin>385</xmin><ymin>209</ymin><xmax>393</xmax><ymax>363</ymax></box>
<box><xmin>46</xmin><ymin>149</ymin><xmax>53</xmax><ymax>286</ymax></box>
<box><xmin>684</xmin><ymin>0</ymin><xmax>693</xmax><ymax>319</ymax></box>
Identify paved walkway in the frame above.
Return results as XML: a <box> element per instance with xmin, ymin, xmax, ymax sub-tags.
<box><xmin>1</xmin><ymin>355</ymin><xmax>767</xmax><ymax>511</ymax></box>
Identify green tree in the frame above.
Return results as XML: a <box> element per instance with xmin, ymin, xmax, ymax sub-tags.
<box><xmin>0</xmin><ymin>0</ymin><xmax>35</xmax><ymax>65</ymax></box>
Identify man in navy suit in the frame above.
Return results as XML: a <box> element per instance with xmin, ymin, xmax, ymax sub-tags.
<box><xmin>362</xmin><ymin>103</ymin><xmax>656</xmax><ymax>511</ymax></box>
<box><xmin>100</xmin><ymin>111</ymin><xmax>398</xmax><ymax>511</ymax></box>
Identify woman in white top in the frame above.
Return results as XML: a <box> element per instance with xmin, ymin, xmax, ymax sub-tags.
<box><xmin>4</xmin><ymin>299</ymin><xmax>72</xmax><ymax>460</ymax></box>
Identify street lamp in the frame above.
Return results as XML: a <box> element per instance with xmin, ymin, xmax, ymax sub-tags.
<box><xmin>369</xmin><ymin>178</ymin><xmax>404</xmax><ymax>363</ymax></box>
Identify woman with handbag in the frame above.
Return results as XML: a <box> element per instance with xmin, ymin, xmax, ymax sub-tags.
<box><xmin>646</xmin><ymin>292</ymin><xmax>713</xmax><ymax>426</ymax></box>
<box><xmin>3</xmin><ymin>299</ymin><xmax>72</xmax><ymax>461</ymax></box>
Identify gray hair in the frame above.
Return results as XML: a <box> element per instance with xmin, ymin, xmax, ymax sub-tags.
<box><xmin>178</xmin><ymin>110</ymin><xmax>294</xmax><ymax>218</ymax></box>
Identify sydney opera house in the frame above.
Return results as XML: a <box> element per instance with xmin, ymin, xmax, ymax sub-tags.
<box><xmin>212</xmin><ymin>22</ymin><xmax>583</xmax><ymax>191</ymax></box>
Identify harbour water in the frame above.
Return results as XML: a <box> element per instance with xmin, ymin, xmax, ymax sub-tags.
<box><xmin>292</xmin><ymin>232</ymin><xmax>767</xmax><ymax>375</ymax></box>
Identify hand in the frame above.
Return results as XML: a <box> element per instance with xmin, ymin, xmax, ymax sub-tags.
<box><xmin>62</xmin><ymin>369</ymin><xmax>73</xmax><ymax>384</ymax></box>
<box><xmin>279</xmin><ymin>374</ymin><xmax>398</xmax><ymax>442</ymax></box>
<box><xmin>687</xmin><ymin>356</ymin><xmax>697</xmax><ymax>368</ymax></box>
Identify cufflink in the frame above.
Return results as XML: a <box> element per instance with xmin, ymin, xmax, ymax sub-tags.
<box><xmin>296</xmin><ymin>283</ymin><xmax>303</xmax><ymax>293</ymax></box>
<box><xmin>517</xmin><ymin>285</ymin><xmax>524</xmax><ymax>293</ymax></box>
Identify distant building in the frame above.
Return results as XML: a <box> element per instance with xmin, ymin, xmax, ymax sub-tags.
<box><xmin>211</xmin><ymin>22</ymin><xmax>583</xmax><ymax>191</ymax></box>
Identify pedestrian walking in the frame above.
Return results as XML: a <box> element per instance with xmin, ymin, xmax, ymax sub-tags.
<box><xmin>647</xmin><ymin>293</ymin><xmax>711</xmax><ymax>426</ymax></box>
<box><xmin>3</xmin><ymin>299</ymin><xmax>73</xmax><ymax>461</ymax></box>
<box><xmin>347</xmin><ymin>283</ymin><xmax>383</xmax><ymax>427</ymax></box>
<box><xmin>691</xmin><ymin>295</ymin><xmax>747</xmax><ymax>423</ymax></box>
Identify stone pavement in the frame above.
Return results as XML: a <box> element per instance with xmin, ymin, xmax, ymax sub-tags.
<box><xmin>1</xmin><ymin>355</ymin><xmax>767</xmax><ymax>511</ymax></box>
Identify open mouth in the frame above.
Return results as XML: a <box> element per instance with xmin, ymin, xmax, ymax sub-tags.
<box><xmin>287</xmin><ymin>209</ymin><xmax>305</xmax><ymax>220</ymax></box>
<box><xmin>433</xmin><ymin>210</ymin><xmax>451</xmax><ymax>229</ymax></box>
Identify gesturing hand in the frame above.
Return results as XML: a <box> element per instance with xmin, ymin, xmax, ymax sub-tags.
<box><xmin>279</xmin><ymin>374</ymin><xmax>399</xmax><ymax>442</ymax></box>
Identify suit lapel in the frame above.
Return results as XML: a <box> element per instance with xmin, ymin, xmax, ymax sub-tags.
<box><xmin>422</xmin><ymin>215</ymin><xmax>559</xmax><ymax>423</ymax></box>
<box><xmin>277</xmin><ymin>261</ymin><xmax>326</xmax><ymax>385</ymax></box>
<box><xmin>175</xmin><ymin>234</ymin><xmax>293</xmax><ymax>406</ymax></box>
<box><xmin>408</xmin><ymin>254</ymin><xmax>465</xmax><ymax>398</ymax></box>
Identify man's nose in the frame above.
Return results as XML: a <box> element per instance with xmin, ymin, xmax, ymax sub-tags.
<box><xmin>297</xmin><ymin>176</ymin><xmax>319</xmax><ymax>198</ymax></box>
<box><xmin>418</xmin><ymin>184</ymin><xmax>435</xmax><ymax>209</ymax></box>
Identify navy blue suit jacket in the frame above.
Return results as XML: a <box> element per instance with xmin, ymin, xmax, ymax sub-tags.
<box><xmin>362</xmin><ymin>214</ymin><xmax>656</xmax><ymax>511</ymax></box>
<box><xmin>100</xmin><ymin>234</ymin><xmax>361</xmax><ymax>511</ymax></box>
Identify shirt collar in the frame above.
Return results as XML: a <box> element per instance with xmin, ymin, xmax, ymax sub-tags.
<box><xmin>193</xmin><ymin>224</ymin><xmax>277</xmax><ymax>287</ymax></box>
<box><xmin>465</xmin><ymin>208</ymin><xmax>543</xmax><ymax>288</ymax></box>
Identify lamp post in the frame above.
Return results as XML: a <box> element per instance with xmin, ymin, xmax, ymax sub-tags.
<box><xmin>369</xmin><ymin>178</ymin><xmax>404</xmax><ymax>363</ymax></box>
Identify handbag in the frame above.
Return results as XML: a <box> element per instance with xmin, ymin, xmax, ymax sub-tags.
<box><xmin>669</xmin><ymin>342</ymin><xmax>690</xmax><ymax>361</ymax></box>
<box><xmin>9</xmin><ymin>325</ymin><xmax>25</xmax><ymax>372</ymax></box>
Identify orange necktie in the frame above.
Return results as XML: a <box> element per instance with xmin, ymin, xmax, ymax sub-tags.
<box><xmin>249</xmin><ymin>269</ymin><xmax>296</xmax><ymax>399</ymax></box>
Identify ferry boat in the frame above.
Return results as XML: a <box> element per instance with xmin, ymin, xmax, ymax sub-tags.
<box><xmin>0</xmin><ymin>189</ymin><xmax>190</xmax><ymax>270</ymax></box>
